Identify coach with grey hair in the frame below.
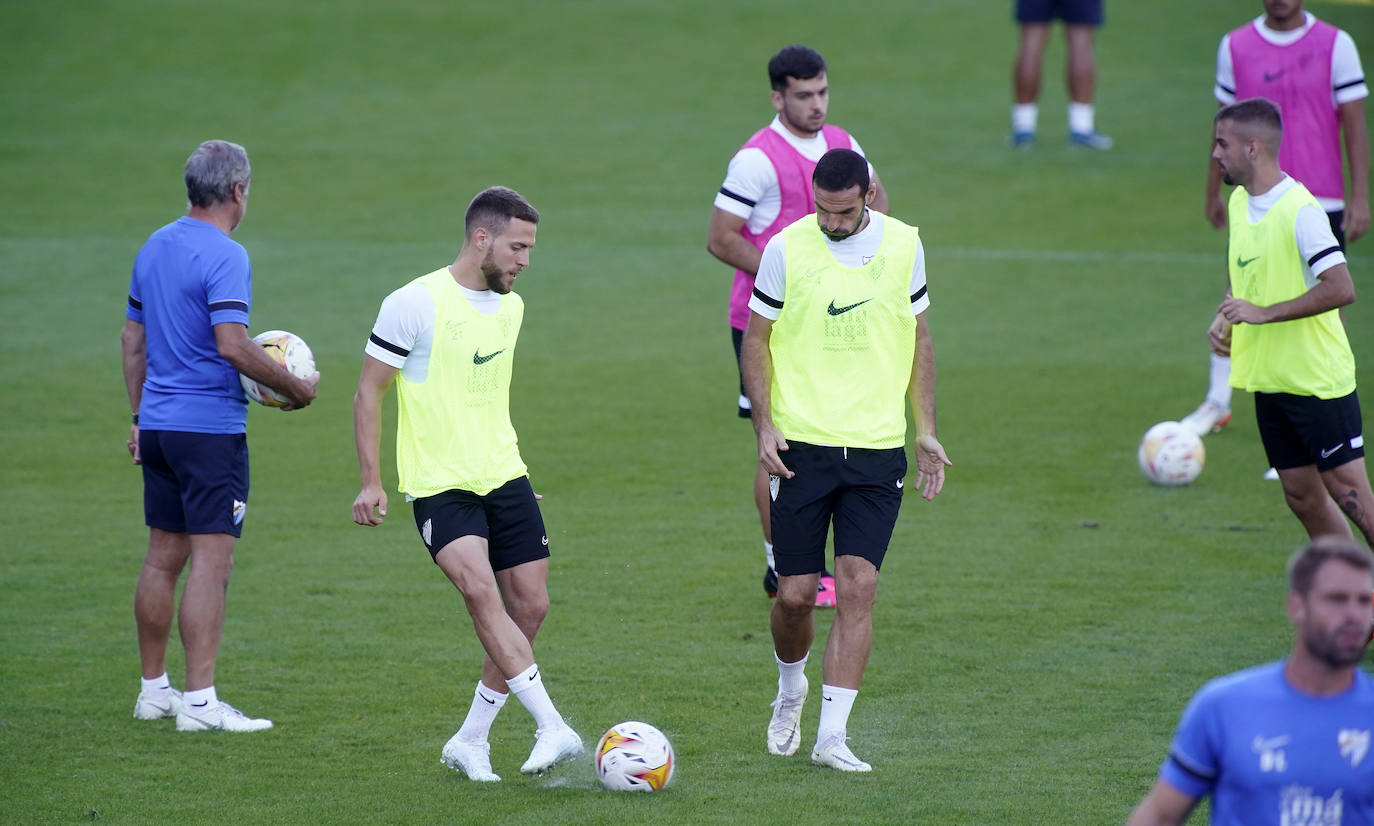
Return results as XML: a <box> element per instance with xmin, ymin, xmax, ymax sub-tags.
<box><xmin>121</xmin><ymin>139</ymin><xmax>317</xmax><ymax>732</ymax></box>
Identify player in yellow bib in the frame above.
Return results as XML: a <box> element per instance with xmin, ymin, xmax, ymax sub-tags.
<box><xmin>743</xmin><ymin>149</ymin><xmax>952</xmax><ymax>772</ymax></box>
<box><xmin>1206</xmin><ymin>98</ymin><xmax>1374</xmax><ymax>546</ymax></box>
<box><xmin>352</xmin><ymin>187</ymin><xmax>582</xmax><ymax>782</ymax></box>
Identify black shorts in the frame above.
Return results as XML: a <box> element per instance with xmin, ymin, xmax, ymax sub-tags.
<box><xmin>732</xmin><ymin>327</ymin><xmax>751</xmax><ymax>418</ymax></box>
<box><xmin>410</xmin><ymin>476</ymin><xmax>550</xmax><ymax>571</ymax></box>
<box><xmin>1255</xmin><ymin>391</ymin><xmax>1365</xmax><ymax>472</ymax></box>
<box><xmin>1016</xmin><ymin>0</ymin><xmax>1102</xmax><ymax>25</ymax></box>
<box><xmin>769</xmin><ymin>441</ymin><xmax>907</xmax><ymax>575</ymax></box>
<box><xmin>140</xmin><ymin>430</ymin><xmax>249</xmax><ymax>536</ymax></box>
<box><xmin>1327</xmin><ymin>209</ymin><xmax>1347</xmax><ymax>254</ymax></box>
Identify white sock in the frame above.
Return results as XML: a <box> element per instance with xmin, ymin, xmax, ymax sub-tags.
<box><xmin>1207</xmin><ymin>354</ymin><xmax>1233</xmax><ymax>409</ymax></box>
<box><xmin>141</xmin><ymin>672</ymin><xmax>172</xmax><ymax>697</ymax></box>
<box><xmin>764</xmin><ymin>541</ymin><xmax>775</xmax><ymax>571</ymax></box>
<box><xmin>1012</xmin><ymin>103</ymin><xmax>1038</xmax><ymax>135</ymax></box>
<box><xmin>507</xmin><ymin>664</ymin><xmax>563</xmax><ymax>733</ymax></box>
<box><xmin>184</xmin><ymin>686</ymin><xmax>217</xmax><ymax>709</ymax></box>
<box><xmin>457</xmin><ymin>681</ymin><xmax>508</xmax><ymax>743</ymax></box>
<box><xmin>1068</xmin><ymin>102</ymin><xmax>1095</xmax><ymax>135</ymax></box>
<box><xmin>775</xmin><ymin>651</ymin><xmax>808</xmax><ymax>695</ymax></box>
<box><xmin>817</xmin><ymin>684</ymin><xmax>858</xmax><ymax>741</ymax></box>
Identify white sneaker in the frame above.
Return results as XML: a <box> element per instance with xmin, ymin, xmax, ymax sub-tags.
<box><xmin>811</xmin><ymin>733</ymin><xmax>872</xmax><ymax>772</ymax></box>
<box><xmin>766</xmin><ymin>678</ymin><xmax>808</xmax><ymax>756</ymax></box>
<box><xmin>519</xmin><ymin>723</ymin><xmax>582</xmax><ymax>774</ymax></box>
<box><xmin>441</xmin><ymin>733</ymin><xmax>500</xmax><ymax>782</ymax></box>
<box><xmin>1181</xmin><ymin>401</ymin><xmax>1232</xmax><ymax>436</ymax></box>
<box><xmin>133</xmin><ymin>689</ymin><xmax>183</xmax><ymax>720</ymax></box>
<box><xmin>175</xmin><ymin>700</ymin><xmax>273</xmax><ymax>732</ymax></box>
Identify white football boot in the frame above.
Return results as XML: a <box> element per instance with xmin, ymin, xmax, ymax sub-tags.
<box><xmin>175</xmin><ymin>700</ymin><xmax>273</xmax><ymax>732</ymax></box>
<box><xmin>766</xmin><ymin>677</ymin><xmax>808</xmax><ymax>756</ymax></box>
<box><xmin>519</xmin><ymin>723</ymin><xmax>582</xmax><ymax>774</ymax></box>
<box><xmin>441</xmin><ymin>732</ymin><xmax>500</xmax><ymax>782</ymax></box>
<box><xmin>133</xmin><ymin>688</ymin><xmax>184</xmax><ymax>720</ymax></box>
<box><xmin>811</xmin><ymin>733</ymin><xmax>872</xmax><ymax>772</ymax></box>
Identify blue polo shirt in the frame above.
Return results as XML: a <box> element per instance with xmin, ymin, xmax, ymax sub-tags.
<box><xmin>126</xmin><ymin>216</ymin><xmax>252</xmax><ymax>434</ymax></box>
<box><xmin>1159</xmin><ymin>660</ymin><xmax>1374</xmax><ymax>825</ymax></box>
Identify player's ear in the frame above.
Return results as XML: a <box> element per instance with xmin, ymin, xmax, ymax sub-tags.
<box><xmin>864</xmin><ymin>184</ymin><xmax>875</xmax><ymax>206</ymax></box>
<box><xmin>770</xmin><ymin>89</ymin><xmax>784</xmax><ymax>113</ymax></box>
<box><xmin>1285</xmin><ymin>591</ymin><xmax>1304</xmax><ymax>626</ymax></box>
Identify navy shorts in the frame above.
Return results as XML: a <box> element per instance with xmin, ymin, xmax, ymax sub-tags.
<box><xmin>769</xmin><ymin>441</ymin><xmax>907</xmax><ymax>575</ymax></box>
<box><xmin>1255</xmin><ymin>391</ymin><xmax>1365</xmax><ymax>472</ymax></box>
<box><xmin>411</xmin><ymin>476</ymin><xmax>550</xmax><ymax>571</ymax></box>
<box><xmin>732</xmin><ymin>327</ymin><xmax>750</xmax><ymax>419</ymax></box>
<box><xmin>1016</xmin><ymin>0</ymin><xmax>1103</xmax><ymax>25</ymax></box>
<box><xmin>139</xmin><ymin>430</ymin><xmax>249</xmax><ymax>536</ymax></box>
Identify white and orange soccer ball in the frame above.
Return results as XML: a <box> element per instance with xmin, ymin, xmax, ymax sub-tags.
<box><xmin>240</xmin><ymin>330</ymin><xmax>315</xmax><ymax>408</ymax></box>
<box><xmin>595</xmin><ymin>721</ymin><xmax>675</xmax><ymax>792</ymax></box>
<box><xmin>1138</xmin><ymin>421</ymin><xmax>1206</xmax><ymax>486</ymax></box>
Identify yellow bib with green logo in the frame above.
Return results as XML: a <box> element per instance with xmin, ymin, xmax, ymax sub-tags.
<box><xmin>770</xmin><ymin>213</ymin><xmax>919</xmax><ymax>449</ymax></box>
<box><xmin>1227</xmin><ymin>182</ymin><xmax>1354</xmax><ymax>399</ymax></box>
<box><xmin>395</xmin><ymin>268</ymin><xmax>527</xmax><ymax>497</ymax></box>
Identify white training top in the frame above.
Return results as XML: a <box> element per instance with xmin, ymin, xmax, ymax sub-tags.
<box><xmin>749</xmin><ymin>211</ymin><xmax>929</xmax><ymax>321</ymax></box>
<box><xmin>714</xmin><ymin>116</ymin><xmax>871</xmax><ymax>234</ymax></box>
<box><xmin>364</xmin><ymin>279</ymin><xmax>503</xmax><ymax>383</ymax></box>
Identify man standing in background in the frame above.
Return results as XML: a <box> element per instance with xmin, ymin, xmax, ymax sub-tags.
<box><xmin>1009</xmin><ymin>0</ymin><xmax>1113</xmax><ymax>149</ymax></box>
<box><xmin>708</xmin><ymin>44</ymin><xmax>889</xmax><ymax>606</ymax></box>
<box><xmin>124</xmin><ymin>140</ymin><xmax>318</xmax><ymax>733</ymax></box>
<box><xmin>1184</xmin><ymin>0</ymin><xmax>1367</xmax><ymax>438</ymax></box>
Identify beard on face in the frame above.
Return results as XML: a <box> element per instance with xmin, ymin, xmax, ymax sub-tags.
<box><xmin>481</xmin><ymin>249</ymin><xmax>511</xmax><ymax>294</ymax></box>
<box><xmin>1304</xmin><ymin>622</ymin><xmax>1372</xmax><ymax>669</ymax></box>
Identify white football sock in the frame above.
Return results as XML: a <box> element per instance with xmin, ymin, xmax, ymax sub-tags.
<box><xmin>1068</xmin><ymin>102</ymin><xmax>1096</xmax><ymax>135</ymax></box>
<box><xmin>764</xmin><ymin>541</ymin><xmax>775</xmax><ymax>571</ymax></box>
<box><xmin>817</xmin><ymin>684</ymin><xmax>858</xmax><ymax>740</ymax></box>
<box><xmin>141</xmin><ymin>672</ymin><xmax>172</xmax><ymax>697</ymax></box>
<box><xmin>1207</xmin><ymin>354</ymin><xmax>1233</xmax><ymax>409</ymax></box>
<box><xmin>1012</xmin><ymin>103</ymin><xmax>1038</xmax><ymax>135</ymax></box>
<box><xmin>184</xmin><ymin>686</ymin><xmax>217</xmax><ymax>709</ymax></box>
<box><xmin>457</xmin><ymin>681</ymin><xmax>508</xmax><ymax>743</ymax></box>
<box><xmin>775</xmin><ymin>651</ymin><xmax>808</xmax><ymax>695</ymax></box>
<box><xmin>507</xmin><ymin>664</ymin><xmax>563</xmax><ymax>732</ymax></box>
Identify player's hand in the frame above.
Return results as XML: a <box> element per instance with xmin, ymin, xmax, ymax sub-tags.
<box><xmin>1205</xmin><ymin>195</ymin><xmax>1228</xmax><ymax>230</ymax></box>
<box><xmin>913</xmin><ymin>434</ymin><xmax>951</xmax><ymax>501</ymax></box>
<box><xmin>756</xmin><ymin>424</ymin><xmax>793</xmax><ymax>479</ymax></box>
<box><xmin>1207</xmin><ymin>313</ymin><xmax>1233</xmax><ymax>357</ymax></box>
<box><xmin>1218</xmin><ymin>296</ymin><xmax>1268</xmax><ymax>325</ymax></box>
<box><xmin>282</xmin><ymin>371</ymin><xmax>320</xmax><ymax>411</ymax></box>
<box><xmin>127</xmin><ymin>424</ymin><xmax>141</xmax><ymax>465</ymax></box>
<box><xmin>1344</xmin><ymin>198</ymin><xmax>1370</xmax><ymax>243</ymax></box>
<box><xmin>353</xmin><ymin>484</ymin><xmax>388</xmax><ymax>526</ymax></box>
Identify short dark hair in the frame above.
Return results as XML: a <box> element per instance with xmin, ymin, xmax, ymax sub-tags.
<box><xmin>184</xmin><ymin>140</ymin><xmax>251</xmax><ymax>208</ymax></box>
<box><xmin>1216</xmin><ymin>97</ymin><xmax>1283</xmax><ymax>155</ymax></box>
<box><xmin>464</xmin><ymin>186</ymin><xmax>539</xmax><ymax>239</ymax></box>
<box><xmin>768</xmin><ymin>44</ymin><xmax>826</xmax><ymax>92</ymax></box>
<box><xmin>812</xmin><ymin>148</ymin><xmax>869</xmax><ymax>194</ymax></box>
<box><xmin>1287</xmin><ymin>536</ymin><xmax>1374</xmax><ymax>596</ymax></box>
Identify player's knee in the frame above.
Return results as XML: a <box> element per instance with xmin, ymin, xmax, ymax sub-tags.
<box><xmin>775</xmin><ymin>586</ymin><xmax>814</xmax><ymax>619</ymax></box>
<box><xmin>508</xmin><ymin>594</ymin><xmax>549</xmax><ymax>636</ymax></box>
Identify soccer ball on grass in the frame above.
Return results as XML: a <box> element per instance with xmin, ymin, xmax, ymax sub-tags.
<box><xmin>1138</xmin><ymin>421</ymin><xmax>1205</xmax><ymax>486</ymax></box>
<box><xmin>595</xmin><ymin>721</ymin><xmax>675</xmax><ymax>792</ymax></box>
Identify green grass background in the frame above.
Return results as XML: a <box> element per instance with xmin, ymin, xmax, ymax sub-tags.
<box><xmin>2</xmin><ymin>0</ymin><xmax>1371</xmax><ymax>823</ymax></box>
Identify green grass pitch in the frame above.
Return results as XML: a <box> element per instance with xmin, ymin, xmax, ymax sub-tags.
<box><xmin>1</xmin><ymin>0</ymin><xmax>1370</xmax><ymax>823</ymax></box>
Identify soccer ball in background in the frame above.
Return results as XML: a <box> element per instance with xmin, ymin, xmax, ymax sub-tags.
<box><xmin>595</xmin><ymin>721</ymin><xmax>675</xmax><ymax>792</ymax></box>
<box><xmin>1138</xmin><ymin>421</ymin><xmax>1206</xmax><ymax>486</ymax></box>
<box><xmin>240</xmin><ymin>330</ymin><xmax>315</xmax><ymax>408</ymax></box>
